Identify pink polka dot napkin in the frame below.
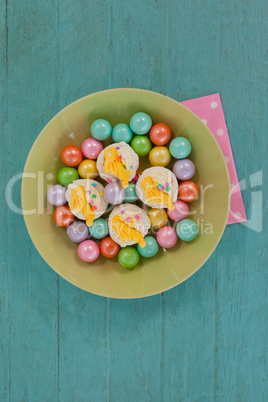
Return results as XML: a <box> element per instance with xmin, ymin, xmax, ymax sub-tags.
<box><xmin>181</xmin><ymin>93</ymin><xmax>246</xmax><ymax>225</ymax></box>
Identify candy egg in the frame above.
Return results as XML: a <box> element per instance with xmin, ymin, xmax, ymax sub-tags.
<box><xmin>61</xmin><ymin>145</ymin><xmax>83</xmax><ymax>167</ymax></box>
<box><xmin>53</xmin><ymin>206</ymin><xmax>74</xmax><ymax>227</ymax></box>
<box><xmin>129</xmin><ymin>112</ymin><xmax>152</xmax><ymax>135</ymax></box>
<box><xmin>124</xmin><ymin>183</ymin><xmax>138</xmax><ymax>203</ymax></box>
<box><xmin>47</xmin><ymin>185</ymin><xmax>67</xmax><ymax>206</ymax></box>
<box><xmin>169</xmin><ymin>137</ymin><xmax>191</xmax><ymax>159</ymax></box>
<box><xmin>91</xmin><ymin>119</ymin><xmax>112</xmax><ymax>141</ymax></box>
<box><xmin>89</xmin><ymin>218</ymin><xmax>109</xmax><ymax>239</ymax></box>
<box><xmin>78</xmin><ymin>159</ymin><xmax>98</xmax><ymax>179</ymax></box>
<box><xmin>118</xmin><ymin>247</ymin><xmax>140</xmax><ymax>269</ymax></box>
<box><xmin>176</xmin><ymin>219</ymin><xmax>198</xmax><ymax>241</ymax></box>
<box><xmin>137</xmin><ymin>236</ymin><xmax>159</xmax><ymax>258</ymax></box>
<box><xmin>58</xmin><ymin>167</ymin><xmax>79</xmax><ymax>186</ymax></box>
<box><xmin>148</xmin><ymin>208</ymin><xmax>168</xmax><ymax>228</ymax></box>
<box><xmin>178</xmin><ymin>181</ymin><xmax>199</xmax><ymax>202</ymax></box>
<box><xmin>103</xmin><ymin>182</ymin><xmax>125</xmax><ymax>205</ymax></box>
<box><xmin>156</xmin><ymin>226</ymin><xmax>178</xmax><ymax>248</ymax></box>
<box><xmin>167</xmin><ymin>200</ymin><xmax>189</xmax><ymax>222</ymax></box>
<box><xmin>77</xmin><ymin>240</ymin><xmax>100</xmax><ymax>262</ymax></box>
<box><xmin>100</xmin><ymin>237</ymin><xmax>120</xmax><ymax>258</ymax></box>
<box><xmin>81</xmin><ymin>138</ymin><xmax>103</xmax><ymax>160</ymax></box>
<box><xmin>149</xmin><ymin>146</ymin><xmax>171</xmax><ymax>167</ymax></box>
<box><xmin>130</xmin><ymin>135</ymin><xmax>152</xmax><ymax>156</ymax></box>
<box><xmin>67</xmin><ymin>221</ymin><xmax>89</xmax><ymax>243</ymax></box>
<box><xmin>173</xmin><ymin>159</ymin><xmax>195</xmax><ymax>181</ymax></box>
<box><xmin>149</xmin><ymin>123</ymin><xmax>171</xmax><ymax>145</ymax></box>
<box><xmin>112</xmin><ymin>123</ymin><xmax>133</xmax><ymax>143</ymax></box>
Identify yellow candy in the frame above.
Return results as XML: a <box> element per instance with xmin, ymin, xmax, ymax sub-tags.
<box><xmin>78</xmin><ymin>159</ymin><xmax>98</xmax><ymax>179</ymax></box>
<box><xmin>148</xmin><ymin>208</ymin><xmax>168</xmax><ymax>229</ymax></box>
<box><xmin>149</xmin><ymin>146</ymin><xmax>171</xmax><ymax>167</ymax></box>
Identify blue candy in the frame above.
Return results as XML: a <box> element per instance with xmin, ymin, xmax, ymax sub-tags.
<box><xmin>89</xmin><ymin>218</ymin><xmax>109</xmax><ymax>239</ymax></box>
<box><xmin>112</xmin><ymin>123</ymin><xmax>133</xmax><ymax>143</ymax></box>
<box><xmin>176</xmin><ymin>219</ymin><xmax>198</xmax><ymax>241</ymax></box>
<box><xmin>169</xmin><ymin>137</ymin><xmax>191</xmax><ymax>159</ymax></box>
<box><xmin>91</xmin><ymin>119</ymin><xmax>112</xmax><ymax>141</ymax></box>
<box><xmin>137</xmin><ymin>236</ymin><xmax>159</xmax><ymax>258</ymax></box>
<box><xmin>129</xmin><ymin>112</ymin><xmax>152</xmax><ymax>135</ymax></box>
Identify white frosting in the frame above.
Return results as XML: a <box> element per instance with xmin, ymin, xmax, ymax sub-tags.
<box><xmin>65</xmin><ymin>179</ymin><xmax>107</xmax><ymax>221</ymax></box>
<box><xmin>96</xmin><ymin>141</ymin><xmax>139</xmax><ymax>183</ymax></box>
<box><xmin>136</xmin><ymin>167</ymin><xmax>178</xmax><ymax>209</ymax></box>
<box><xmin>108</xmin><ymin>204</ymin><xmax>151</xmax><ymax>247</ymax></box>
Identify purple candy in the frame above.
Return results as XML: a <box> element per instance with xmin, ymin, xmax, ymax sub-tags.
<box><xmin>47</xmin><ymin>185</ymin><xmax>67</xmax><ymax>206</ymax></box>
<box><xmin>67</xmin><ymin>221</ymin><xmax>89</xmax><ymax>243</ymax></box>
<box><xmin>103</xmin><ymin>182</ymin><xmax>125</xmax><ymax>205</ymax></box>
<box><xmin>173</xmin><ymin>159</ymin><xmax>195</xmax><ymax>181</ymax></box>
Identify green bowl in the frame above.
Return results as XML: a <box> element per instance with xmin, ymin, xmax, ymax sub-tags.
<box><xmin>21</xmin><ymin>89</ymin><xmax>230</xmax><ymax>298</ymax></box>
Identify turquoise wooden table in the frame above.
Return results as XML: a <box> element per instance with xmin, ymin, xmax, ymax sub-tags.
<box><xmin>1</xmin><ymin>0</ymin><xmax>267</xmax><ymax>401</ymax></box>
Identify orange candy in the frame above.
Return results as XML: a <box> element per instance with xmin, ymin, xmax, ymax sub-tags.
<box><xmin>53</xmin><ymin>206</ymin><xmax>74</xmax><ymax>227</ymax></box>
<box><xmin>178</xmin><ymin>181</ymin><xmax>199</xmax><ymax>202</ymax></box>
<box><xmin>61</xmin><ymin>145</ymin><xmax>83</xmax><ymax>167</ymax></box>
<box><xmin>149</xmin><ymin>123</ymin><xmax>172</xmax><ymax>146</ymax></box>
<box><xmin>100</xmin><ymin>237</ymin><xmax>120</xmax><ymax>258</ymax></box>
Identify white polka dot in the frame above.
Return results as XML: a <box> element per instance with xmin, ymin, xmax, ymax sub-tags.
<box><xmin>217</xmin><ymin>129</ymin><xmax>224</xmax><ymax>136</ymax></box>
<box><xmin>202</xmin><ymin>119</ymin><xmax>207</xmax><ymax>125</ymax></box>
<box><xmin>210</xmin><ymin>101</ymin><xmax>218</xmax><ymax>108</ymax></box>
<box><xmin>225</xmin><ymin>156</ymin><xmax>230</xmax><ymax>163</ymax></box>
<box><xmin>47</xmin><ymin>173</ymin><xmax>54</xmax><ymax>180</ymax></box>
<box><xmin>234</xmin><ymin>212</ymin><xmax>242</xmax><ymax>219</ymax></box>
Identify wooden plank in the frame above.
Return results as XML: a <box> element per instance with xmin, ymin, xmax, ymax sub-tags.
<box><xmin>56</xmin><ymin>1</ymin><xmax>110</xmax><ymax>401</ymax></box>
<box><xmin>3</xmin><ymin>0</ymin><xmax>59</xmax><ymax>400</ymax></box>
<box><xmin>0</xmin><ymin>0</ymin><xmax>267</xmax><ymax>400</ymax></box>
<box><xmin>0</xmin><ymin>1</ymin><xmax>9</xmax><ymax>400</ymax></box>
<box><xmin>107</xmin><ymin>2</ymin><xmax>168</xmax><ymax>401</ymax></box>
<box><xmin>57</xmin><ymin>285</ymin><xmax>109</xmax><ymax>401</ymax></box>
<box><xmin>57</xmin><ymin>0</ymin><xmax>110</xmax><ymax>109</ymax></box>
<box><xmin>160</xmin><ymin>1</ymin><xmax>268</xmax><ymax>401</ymax></box>
<box><xmin>107</xmin><ymin>0</ymin><xmax>169</xmax><ymax>94</ymax></box>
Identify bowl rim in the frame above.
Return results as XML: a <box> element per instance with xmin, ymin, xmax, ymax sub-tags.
<box><xmin>21</xmin><ymin>88</ymin><xmax>230</xmax><ymax>299</ymax></box>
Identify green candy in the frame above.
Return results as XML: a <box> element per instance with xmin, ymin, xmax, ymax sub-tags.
<box><xmin>118</xmin><ymin>247</ymin><xmax>140</xmax><ymax>269</ymax></box>
<box><xmin>124</xmin><ymin>183</ymin><xmax>138</xmax><ymax>203</ymax></box>
<box><xmin>58</xmin><ymin>167</ymin><xmax>79</xmax><ymax>186</ymax></box>
<box><xmin>137</xmin><ymin>236</ymin><xmax>159</xmax><ymax>258</ymax></box>
<box><xmin>130</xmin><ymin>135</ymin><xmax>152</xmax><ymax>156</ymax></box>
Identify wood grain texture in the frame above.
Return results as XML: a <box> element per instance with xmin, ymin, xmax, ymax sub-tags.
<box><xmin>0</xmin><ymin>0</ymin><xmax>267</xmax><ymax>401</ymax></box>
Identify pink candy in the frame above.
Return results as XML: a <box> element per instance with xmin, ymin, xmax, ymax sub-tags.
<box><xmin>157</xmin><ymin>226</ymin><xmax>178</xmax><ymax>248</ymax></box>
<box><xmin>167</xmin><ymin>200</ymin><xmax>189</xmax><ymax>222</ymax></box>
<box><xmin>81</xmin><ymin>138</ymin><xmax>103</xmax><ymax>160</ymax></box>
<box><xmin>77</xmin><ymin>240</ymin><xmax>100</xmax><ymax>262</ymax></box>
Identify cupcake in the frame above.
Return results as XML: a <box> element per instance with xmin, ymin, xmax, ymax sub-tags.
<box><xmin>97</xmin><ymin>142</ymin><xmax>139</xmax><ymax>188</ymax></box>
<box><xmin>108</xmin><ymin>204</ymin><xmax>150</xmax><ymax>248</ymax></box>
<box><xmin>65</xmin><ymin>179</ymin><xmax>107</xmax><ymax>226</ymax></box>
<box><xmin>136</xmin><ymin>167</ymin><xmax>178</xmax><ymax>211</ymax></box>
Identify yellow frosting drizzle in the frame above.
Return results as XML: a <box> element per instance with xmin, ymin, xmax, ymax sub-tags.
<box><xmin>111</xmin><ymin>215</ymin><xmax>146</xmax><ymax>248</ymax></box>
<box><xmin>70</xmin><ymin>185</ymin><xmax>95</xmax><ymax>227</ymax></box>
<box><xmin>103</xmin><ymin>146</ymin><xmax>130</xmax><ymax>188</ymax></box>
<box><xmin>140</xmin><ymin>176</ymin><xmax>175</xmax><ymax>211</ymax></box>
